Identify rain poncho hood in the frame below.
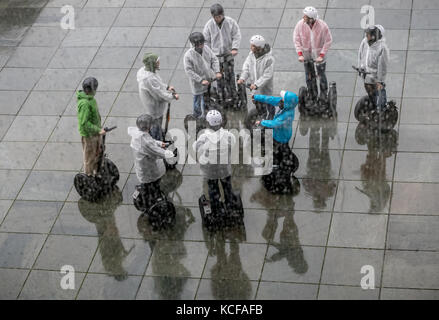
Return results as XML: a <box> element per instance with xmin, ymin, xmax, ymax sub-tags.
<box><xmin>128</xmin><ymin>126</ymin><xmax>174</xmax><ymax>184</ymax></box>
<box><xmin>358</xmin><ymin>37</ymin><xmax>390</xmax><ymax>84</ymax></box>
<box><xmin>77</xmin><ymin>90</ymin><xmax>101</xmax><ymax>137</ymax></box>
<box><xmin>143</xmin><ymin>53</ymin><xmax>159</xmax><ymax>73</ymax></box>
<box><xmin>255</xmin><ymin>91</ymin><xmax>298</xmax><ymax>144</ymax></box>
<box><xmin>293</xmin><ymin>18</ymin><xmax>332</xmax><ymax>60</ymax></box>
<box><xmin>184</xmin><ymin>45</ymin><xmax>220</xmax><ymax>95</ymax></box>
<box><xmin>203</xmin><ymin>16</ymin><xmax>241</xmax><ymax>56</ymax></box>
<box><xmin>137</xmin><ymin>66</ymin><xmax>174</xmax><ymax>119</ymax></box>
<box><xmin>239</xmin><ymin>44</ymin><xmax>274</xmax><ymax>95</ymax></box>
<box><xmin>193</xmin><ymin>128</ymin><xmax>237</xmax><ymax>179</ymax></box>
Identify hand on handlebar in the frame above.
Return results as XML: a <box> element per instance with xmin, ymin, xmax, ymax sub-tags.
<box><xmin>216</xmin><ymin>72</ymin><xmax>222</xmax><ymax>79</ymax></box>
<box><xmin>202</xmin><ymin>79</ymin><xmax>210</xmax><ymax>86</ymax></box>
<box><xmin>231</xmin><ymin>49</ymin><xmax>238</xmax><ymax>56</ymax></box>
<box><xmin>315</xmin><ymin>56</ymin><xmax>324</xmax><ymax>63</ymax></box>
<box><xmin>99</xmin><ymin>129</ymin><xmax>106</xmax><ymax>135</ymax></box>
<box><xmin>250</xmin><ymin>84</ymin><xmax>257</xmax><ymax>91</ymax></box>
<box><xmin>237</xmin><ymin>79</ymin><xmax>245</xmax><ymax>85</ymax></box>
<box><xmin>298</xmin><ymin>55</ymin><xmax>305</xmax><ymax>63</ymax></box>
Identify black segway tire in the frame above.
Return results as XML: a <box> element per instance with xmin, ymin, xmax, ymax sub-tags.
<box><xmin>354</xmin><ymin>96</ymin><xmax>370</xmax><ymax>123</ymax></box>
<box><xmin>74</xmin><ymin>173</ymin><xmax>100</xmax><ymax>202</ymax></box>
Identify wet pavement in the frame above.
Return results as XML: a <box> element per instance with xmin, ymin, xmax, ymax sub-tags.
<box><xmin>1</xmin><ymin>0</ymin><xmax>439</xmax><ymax>300</ymax></box>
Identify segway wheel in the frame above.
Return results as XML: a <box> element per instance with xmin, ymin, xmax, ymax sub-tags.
<box><xmin>354</xmin><ymin>96</ymin><xmax>371</xmax><ymax>123</ymax></box>
<box><xmin>104</xmin><ymin>158</ymin><xmax>119</xmax><ymax>187</ymax></box>
<box><xmin>354</xmin><ymin>123</ymin><xmax>368</xmax><ymax>146</ymax></box>
<box><xmin>298</xmin><ymin>86</ymin><xmax>307</xmax><ymax>115</ymax></box>
<box><xmin>74</xmin><ymin>173</ymin><xmax>100</xmax><ymax>202</ymax></box>
<box><xmin>148</xmin><ymin>195</ymin><xmax>176</xmax><ymax>231</ymax></box>
<box><xmin>328</xmin><ymin>82</ymin><xmax>337</xmax><ymax>117</ymax></box>
<box><xmin>132</xmin><ymin>187</ymin><xmax>145</xmax><ymax>212</ymax></box>
<box><xmin>291</xmin><ymin>152</ymin><xmax>299</xmax><ymax>173</ymax></box>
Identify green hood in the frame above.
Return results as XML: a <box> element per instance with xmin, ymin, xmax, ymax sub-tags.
<box><xmin>142</xmin><ymin>52</ymin><xmax>159</xmax><ymax>73</ymax></box>
<box><xmin>77</xmin><ymin>90</ymin><xmax>94</xmax><ymax>101</ymax></box>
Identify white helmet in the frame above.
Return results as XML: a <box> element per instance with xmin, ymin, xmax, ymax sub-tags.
<box><xmin>250</xmin><ymin>35</ymin><xmax>266</xmax><ymax>48</ymax></box>
<box><xmin>206</xmin><ymin>110</ymin><xmax>222</xmax><ymax>127</ymax></box>
<box><xmin>375</xmin><ymin>24</ymin><xmax>385</xmax><ymax>36</ymax></box>
<box><xmin>303</xmin><ymin>6</ymin><xmax>318</xmax><ymax>20</ymax></box>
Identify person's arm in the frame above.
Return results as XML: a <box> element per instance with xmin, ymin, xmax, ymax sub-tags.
<box><xmin>184</xmin><ymin>54</ymin><xmax>203</xmax><ymax>84</ymax></box>
<box><xmin>293</xmin><ymin>22</ymin><xmax>303</xmax><ymax>56</ymax></box>
<box><xmin>210</xmin><ymin>49</ymin><xmax>220</xmax><ymax>74</ymax></box>
<box><xmin>358</xmin><ymin>39</ymin><xmax>365</xmax><ymax>68</ymax></box>
<box><xmin>320</xmin><ymin>23</ymin><xmax>333</xmax><ymax>57</ymax></box>
<box><xmin>254</xmin><ymin>57</ymin><xmax>274</xmax><ymax>89</ymax></box>
<box><xmin>193</xmin><ymin>134</ymin><xmax>209</xmax><ymax>153</ymax></box>
<box><xmin>203</xmin><ymin>21</ymin><xmax>212</xmax><ymax>49</ymax></box>
<box><xmin>377</xmin><ymin>44</ymin><xmax>389</xmax><ymax>83</ymax></box>
<box><xmin>254</xmin><ymin>94</ymin><xmax>283</xmax><ymax>107</ymax></box>
<box><xmin>147</xmin><ymin>77</ymin><xmax>174</xmax><ymax>102</ymax></box>
<box><xmin>231</xmin><ymin>19</ymin><xmax>241</xmax><ymax>51</ymax></box>
<box><xmin>78</xmin><ymin>103</ymin><xmax>101</xmax><ymax>136</ymax></box>
<box><xmin>260</xmin><ymin>115</ymin><xmax>285</xmax><ymax>129</ymax></box>
<box><xmin>140</xmin><ymin>136</ymin><xmax>174</xmax><ymax>159</ymax></box>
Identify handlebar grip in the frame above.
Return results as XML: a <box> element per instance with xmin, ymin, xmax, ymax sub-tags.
<box><xmin>104</xmin><ymin>126</ymin><xmax>117</xmax><ymax>132</ymax></box>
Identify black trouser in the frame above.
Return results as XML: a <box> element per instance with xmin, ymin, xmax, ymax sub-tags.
<box><xmin>304</xmin><ymin>61</ymin><xmax>328</xmax><ymax>100</ymax></box>
<box><xmin>141</xmin><ymin>178</ymin><xmax>161</xmax><ymax>208</ymax></box>
<box><xmin>207</xmin><ymin>176</ymin><xmax>233</xmax><ymax>214</ymax></box>
<box><xmin>364</xmin><ymin>83</ymin><xmax>387</xmax><ymax>110</ymax></box>
<box><xmin>219</xmin><ymin>58</ymin><xmax>237</xmax><ymax>99</ymax></box>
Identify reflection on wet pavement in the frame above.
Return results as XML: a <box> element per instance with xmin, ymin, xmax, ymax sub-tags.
<box><xmin>0</xmin><ymin>0</ymin><xmax>439</xmax><ymax>300</ymax></box>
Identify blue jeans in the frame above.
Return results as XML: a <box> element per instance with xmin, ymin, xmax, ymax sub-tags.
<box><xmin>149</xmin><ymin>116</ymin><xmax>163</xmax><ymax>141</ymax></box>
<box><xmin>365</xmin><ymin>83</ymin><xmax>387</xmax><ymax>110</ymax></box>
<box><xmin>193</xmin><ymin>94</ymin><xmax>205</xmax><ymax>118</ymax></box>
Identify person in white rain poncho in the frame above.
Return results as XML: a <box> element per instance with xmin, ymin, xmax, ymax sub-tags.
<box><xmin>357</xmin><ymin>24</ymin><xmax>390</xmax><ymax>109</ymax></box>
<box><xmin>184</xmin><ymin>32</ymin><xmax>222</xmax><ymax>118</ymax></box>
<box><xmin>203</xmin><ymin>3</ymin><xmax>241</xmax><ymax>98</ymax></box>
<box><xmin>136</xmin><ymin>53</ymin><xmax>179</xmax><ymax>141</ymax></box>
<box><xmin>128</xmin><ymin>114</ymin><xmax>175</xmax><ymax>200</ymax></box>
<box><xmin>237</xmin><ymin>35</ymin><xmax>275</xmax><ymax>119</ymax></box>
<box><xmin>193</xmin><ymin>110</ymin><xmax>236</xmax><ymax>213</ymax></box>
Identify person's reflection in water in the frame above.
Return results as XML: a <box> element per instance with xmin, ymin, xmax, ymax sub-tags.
<box><xmin>137</xmin><ymin>167</ymin><xmax>196</xmax><ymax>300</ymax></box>
<box><xmin>78</xmin><ymin>187</ymin><xmax>131</xmax><ymax>281</ymax></box>
<box><xmin>300</xmin><ymin>116</ymin><xmax>337</xmax><ymax>210</ymax></box>
<box><xmin>250</xmin><ymin>183</ymin><xmax>308</xmax><ymax>276</ymax></box>
<box><xmin>204</xmin><ymin>226</ymin><xmax>252</xmax><ymax>300</ymax></box>
<box><xmin>355</xmin><ymin>124</ymin><xmax>398</xmax><ymax>213</ymax></box>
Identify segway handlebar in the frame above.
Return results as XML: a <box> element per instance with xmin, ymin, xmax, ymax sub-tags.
<box><xmin>104</xmin><ymin>126</ymin><xmax>117</xmax><ymax>132</ymax></box>
<box><xmin>352</xmin><ymin>65</ymin><xmax>371</xmax><ymax>78</ymax></box>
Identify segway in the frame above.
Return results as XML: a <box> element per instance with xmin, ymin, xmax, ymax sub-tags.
<box><xmin>298</xmin><ymin>59</ymin><xmax>337</xmax><ymax>118</ymax></box>
<box><xmin>184</xmin><ymin>78</ymin><xmax>228</xmax><ymax>135</ymax></box>
<box><xmin>216</xmin><ymin>52</ymin><xmax>238</xmax><ymax>109</ymax></box>
<box><xmin>74</xmin><ymin>126</ymin><xmax>120</xmax><ymax>202</ymax></box>
<box><xmin>252</xmin><ymin>123</ymin><xmax>300</xmax><ymax>195</ymax></box>
<box><xmin>199</xmin><ymin>190</ymin><xmax>244</xmax><ymax>233</ymax></box>
<box><xmin>352</xmin><ymin>66</ymin><xmax>398</xmax><ymax>132</ymax></box>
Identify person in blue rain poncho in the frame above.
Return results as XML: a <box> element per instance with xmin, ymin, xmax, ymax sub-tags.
<box><xmin>254</xmin><ymin>90</ymin><xmax>298</xmax><ymax>165</ymax></box>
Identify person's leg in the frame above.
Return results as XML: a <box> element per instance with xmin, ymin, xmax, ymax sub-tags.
<box><xmin>149</xmin><ymin>116</ymin><xmax>163</xmax><ymax>141</ymax></box>
<box><xmin>376</xmin><ymin>83</ymin><xmax>387</xmax><ymax>110</ymax></box>
<box><xmin>220</xmin><ymin>176</ymin><xmax>234</xmax><ymax>208</ymax></box>
<box><xmin>194</xmin><ymin>94</ymin><xmax>206</xmax><ymax>118</ymax></box>
<box><xmin>364</xmin><ymin>83</ymin><xmax>378</xmax><ymax>108</ymax></box>
<box><xmin>83</xmin><ymin>135</ymin><xmax>100</xmax><ymax>175</ymax></box>
<box><xmin>316</xmin><ymin>62</ymin><xmax>328</xmax><ymax>100</ymax></box>
<box><xmin>207</xmin><ymin>179</ymin><xmax>222</xmax><ymax>213</ymax></box>
<box><xmin>304</xmin><ymin>60</ymin><xmax>318</xmax><ymax>100</ymax></box>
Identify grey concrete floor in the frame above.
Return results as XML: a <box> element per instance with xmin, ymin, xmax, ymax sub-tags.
<box><xmin>0</xmin><ymin>0</ymin><xmax>439</xmax><ymax>300</ymax></box>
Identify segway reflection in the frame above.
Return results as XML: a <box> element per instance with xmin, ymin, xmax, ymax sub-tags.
<box><xmin>74</xmin><ymin>126</ymin><xmax>120</xmax><ymax>202</ymax></box>
<box><xmin>299</xmin><ymin>116</ymin><xmax>337</xmax><ymax>211</ymax></box>
<box><xmin>355</xmin><ymin>123</ymin><xmax>398</xmax><ymax>213</ymax></box>
<box><xmin>78</xmin><ymin>187</ymin><xmax>132</xmax><ymax>281</ymax></box>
